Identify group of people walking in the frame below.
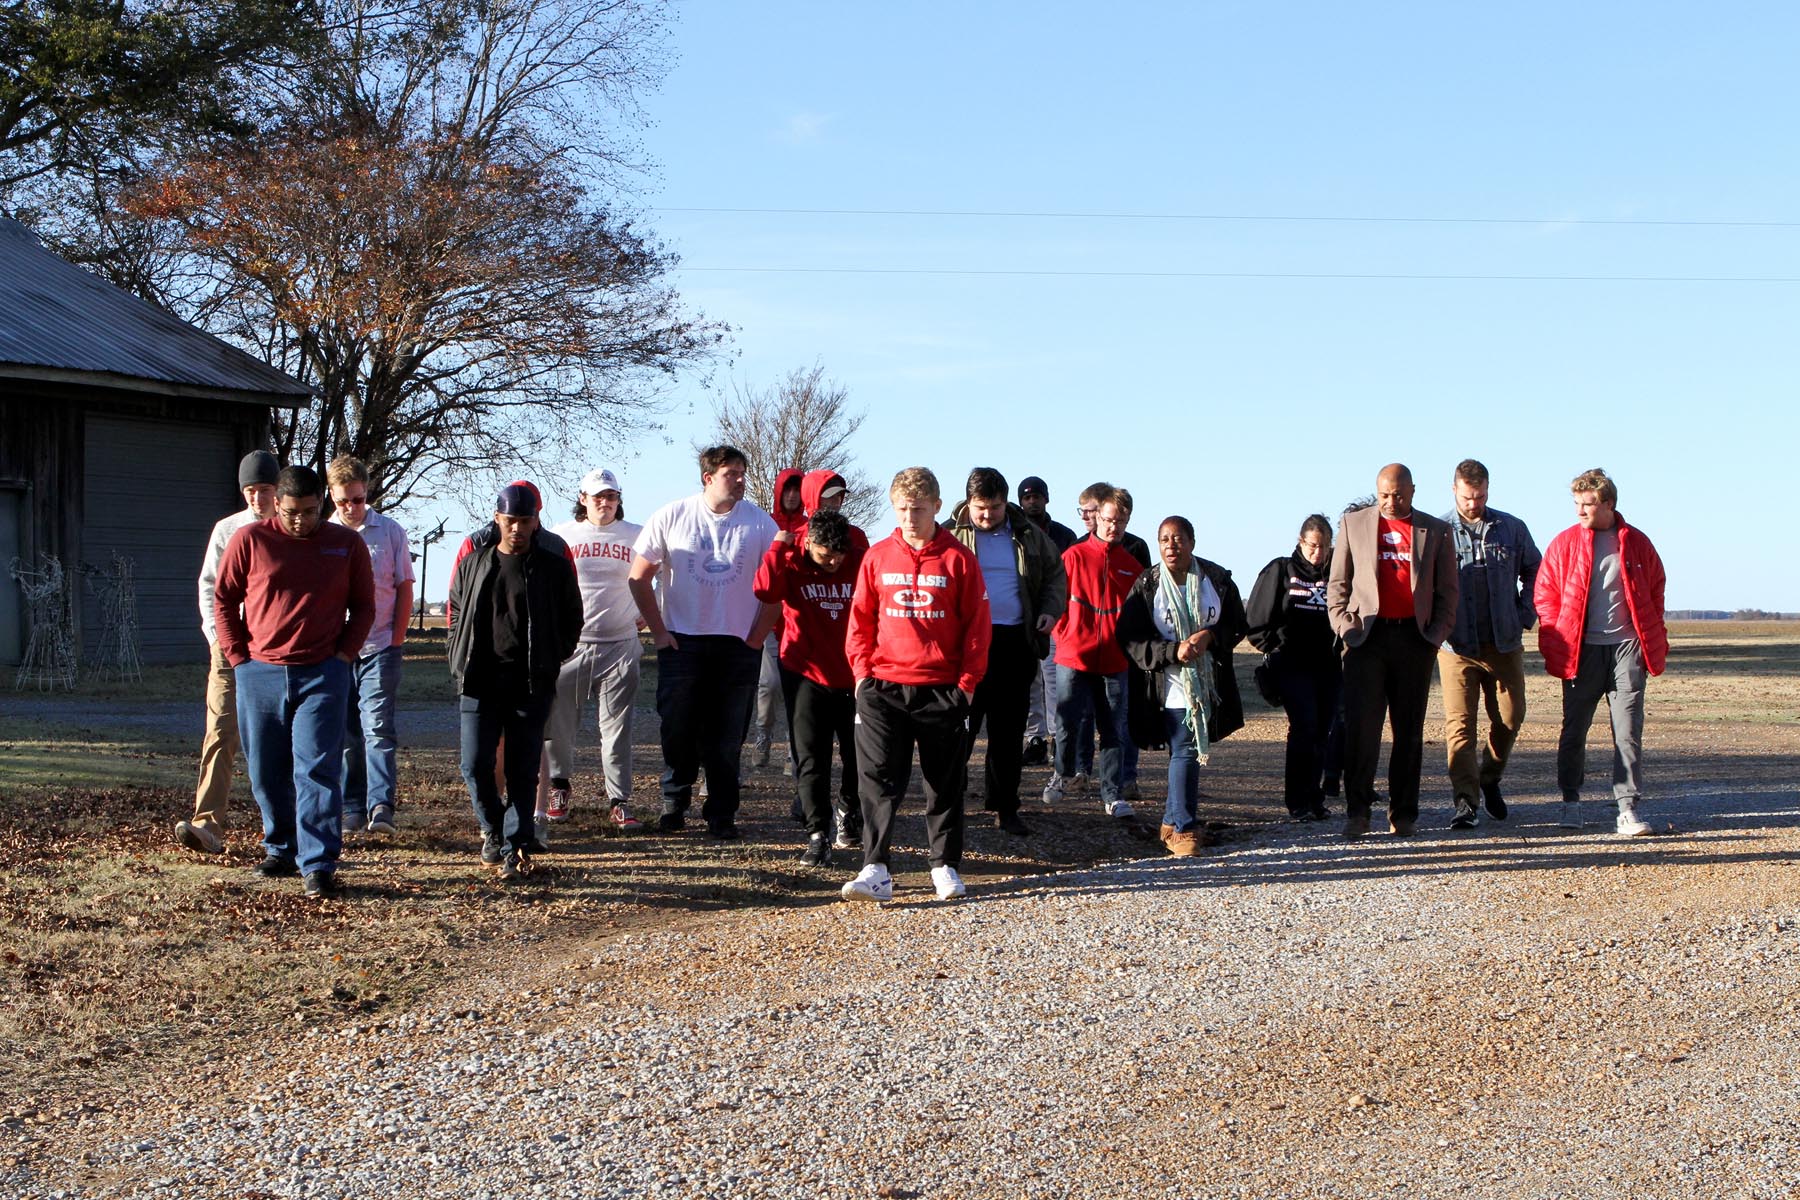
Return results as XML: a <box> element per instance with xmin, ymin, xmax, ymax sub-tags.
<box><xmin>172</xmin><ymin>446</ymin><xmax>1667</xmax><ymax>903</ymax></box>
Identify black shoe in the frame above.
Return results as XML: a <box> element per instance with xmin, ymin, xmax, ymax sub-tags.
<box><xmin>800</xmin><ymin>832</ymin><xmax>831</xmax><ymax>867</ymax></box>
<box><xmin>1481</xmin><ymin>780</ymin><xmax>1508</xmax><ymax>821</ymax></box>
<box><xmin>708</xmin><ymin>823</ymin><xmax>741</xmax><ymax>842</ymax></box>
<box><xmin>529</xmin><ymin>834</ymin><xmax>551</xmax><ymax>855</ymax></box>
<box><xmin>997</xmin><ymin>812</ymin><xmax>1031</xmax><ymax>836</ymax></box>
<box><xmin>253</xmin><ymin>856</ymin><xmax>297</xmax><ymax>878</ymax></box>
<box><xmin>1450</xmin><ymin>799</ymin><xmax>1479</xmax><ymax>830</ymax></box>
<box><xmin>496</xmin><ymin>850</ymin><xmax>522</xmax><ymax>881</ymax></box>
<box><xmin>1021</xmin><ymin>737</ymin><xmax>1048</xmax><ymax>766</ymax></box>
<box><xmin>657</xmin><ymin>812</ymin><xmax>686</xmax><ymax>834</ymax></box>
<box><xmin>302</xmin><ymin>871</ymin><xmax>339</xmax><ymax>898</ymax></box>
<box><xmin>480</xmin><ymin>833</ymin><xmax>504</xmax><ymax>864</ymax></box>
<box><xmin>1292</xmin><ymin>805</ymin><xmax>1330</xmax><ymax>823</ymax></box>
<box><xmin>1321</xmin><ymin>775</ymin><xmax>1341</xmax><ymax>798</ymax></box>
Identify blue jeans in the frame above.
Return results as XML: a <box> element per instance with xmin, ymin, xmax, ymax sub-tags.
<box><xmin>459</xmin><ymin>688</ymin><xmax>555</xmax><ymax>851</ymax></box>
<box><xmin>342</xmin><ymin>645</ymin><xmax>402</xmax><ymax>823</ymax></box>
<box><xmin>1162</xmin><ymin>707</ymin><xmax>1202</xmax><ymax>832</ymax></box>
<box><xmin>656</xmin><ymin>635</ymin><xmax>762</xmax><ymax>828</ymax></box>
<box><xmin>1053</xmin><ymin>667</ymin><xmax>1128</xmax><ymax>802</ymax></box>
<box><xmin>235</xmin><ymin>657</ymin><xmax>351</xmax><ymax>877</ymax></box>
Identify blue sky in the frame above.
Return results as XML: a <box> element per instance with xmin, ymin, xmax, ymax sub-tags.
<box><xmin>416</xmin><ymin>1</ymin><xmax>1798</xmax><ymax>610</ymax></box>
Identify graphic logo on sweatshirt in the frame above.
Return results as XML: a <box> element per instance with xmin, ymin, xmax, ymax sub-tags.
<box><xmin>1381</xmin><ymin>531</ymin><xmax>1406</xmax><ymax>546</ymax></box>
<box><xmin>880</xmin><ymin>572</ymin><xmax>948</xmax><ymax>619</ymax></box>
<box><xmin>893</xmin><ymin>588</ymin><xmax>934</xmax><ymax>608</ymax></box>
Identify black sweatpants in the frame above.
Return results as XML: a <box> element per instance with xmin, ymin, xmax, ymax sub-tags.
<box><xmin>963</xmin><ymin>623</ymin><xmax>1035</xmax><ymax>817</ymax></box>
<box><xmin>1341</xmin><ymin>618</ymin><xmax>1437</xmax><ymax>824</ymax></box>
<box><xmin>780</xmin><ymin>665</ymin><xmax>860</xmax><ymax>836</ymax></box>
<box><xmin>854</xmin><ymin>678</ymin><xmax>968</xmax><ymax>869</ymax></box>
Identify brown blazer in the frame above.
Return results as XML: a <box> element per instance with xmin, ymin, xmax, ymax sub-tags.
<box><xmin>1326</xmin><ymin>506</ymin><xmax>1459</xmax><ymax>649</ymax></box>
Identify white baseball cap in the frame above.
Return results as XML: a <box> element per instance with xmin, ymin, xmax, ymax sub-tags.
<box><xmin>580</xmin><ymin>467</ymin><xmax>622</xmax><ymax>495</ymax></box>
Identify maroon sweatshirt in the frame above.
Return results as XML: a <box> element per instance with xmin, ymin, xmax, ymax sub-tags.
<box><xmin>215</xmin><ymin>519</ymin><xmax>375</xmax><ymax>666</ymax></box>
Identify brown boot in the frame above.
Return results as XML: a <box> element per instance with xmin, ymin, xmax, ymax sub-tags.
<box><xmin>1166</xmin><ymin>829</ymin><xmax>1203</xmax><ymax>857</ymax></box>
<box><xmin>1159</xmin><ymin>823</ymin><xmax>1176</xmax><ymax>844</ymax></box>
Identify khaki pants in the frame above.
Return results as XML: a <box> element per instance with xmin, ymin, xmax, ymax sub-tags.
<box><xmin>1438</xmin><ymin>643</ymin><xmax>1527</xmax><ymax>801</ymax></box>
<box><xmin>190</xmin><ymin>642</ymin><xmax>239</xmax><ymax>830</ymax></box>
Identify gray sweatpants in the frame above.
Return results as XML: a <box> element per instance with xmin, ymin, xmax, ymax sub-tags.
<box><xmin>1556</xmin><ymin>638</ymin><xmax>1647</xmax><ymax>804</ymax></box>
<box><xmin>544</xmin><ymin>637</ymin><xmax>643</xmax><ymax>802</ymax></box>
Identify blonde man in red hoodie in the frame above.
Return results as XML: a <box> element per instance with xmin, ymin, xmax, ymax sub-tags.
<box><xmin>841</xmin><ymin>467</ymin><xmax>991</xmax><ymax>902</ymax></box>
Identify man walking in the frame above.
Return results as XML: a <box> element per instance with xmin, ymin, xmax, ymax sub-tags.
<box><xmin>840</xmin><ymin>467</ymin><xmax>990</xmax><ymax>902</ymax></box>
<box><xmin>1047</xmin><ymin>485</ymin><xmax>1144</xmax><ymax>818</ymax></box>
<box><xmin>213</xmin><ymin>466</ymin><xmax>374</xmax><ymax>896</ymax></box>
<box><xmin>1327</xmin><ymin>463</ymin><xmax>1458</xmax><ymax>839</ymax></box>
<box><xmin>948</xmin><ymin>467</ymin><xmax>1066</xmax><ymax>836</ymax></box>
<box><xmin>327</xmin><ymin>455</ymin><xmax>414</xmax><ymax>838</ymax></box>
<box><xmin>1438</xmin><ymin>459</ymin><xmax>1540</xmax><ymax>830</ymax></box>
<box><xmin>1535</xmin><ymin>468</ymin><xmax>1667</xmax><ymax>836</ymax></box>
<box><xmin>629</xmin><ymin>446</ymin><xmax>779</xmax><ymax>840</ymax></box>
<box><xmin>175</xmin><ymin>449</ymin><xmax>279</xmax><ymax>854</ymax></box>
<box><xmin>1017</xmin><ymin>475</ymin><xmax>1076</xmax><ymax>766</ymax></box>
<box><xmin>447</xmin><ymin>483</ymin><xmax>583</xmax><ymax>879</ymax></box>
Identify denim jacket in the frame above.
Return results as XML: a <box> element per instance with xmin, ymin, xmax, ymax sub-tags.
<box><xmin>1440</xmin><ymin>506</ymin><xmax>1541</xmax><ymax>656</ymax></box>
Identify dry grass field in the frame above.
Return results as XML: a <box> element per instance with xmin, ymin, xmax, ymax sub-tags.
<box><xmin>2</xmin><ymin>620</ymin><xmax>1795</xmax><ymax>1188</ymax></box>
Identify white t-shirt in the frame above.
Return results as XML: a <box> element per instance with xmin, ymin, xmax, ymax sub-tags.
<box><xmin>332</xmin><ymin>507</ymin><xmax>415</xmax><ymax>656</ymax></box>
<box><xmin>198</xmin><ymin>508</ymin><xmax>259</xmax><ymax>644</ymax></box>
<box><xmin>552</xmin><ymin>517</ymin><xmax>644</xmax><ymax>642</ymax></box>
<box><xmin>1151</xmin><ymin>571</ymin><xmax>1222</xmax><ymax>709</ymax></box>
<box><xmin>632</xmin><ymin>495</ymin><xmax>777</xmax><ymax>638</ymax></box>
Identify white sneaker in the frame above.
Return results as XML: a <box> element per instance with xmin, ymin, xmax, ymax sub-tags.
<box><xmin>841</xmin><ymin>863</ymin><xmax>893</xmax><ymax>903</ymax></box>
<box><xmin>931</xmin><ymin>865</ymin><xmax>966</xmax><ymax>900</ymax></box>
<box><xmin>1615</xmin><ymin>800</ymin><xmax>1651</xmax><ymax>837</ymax></box>
<box><xmin>1559</xmin><ymin>800</ymin><xmax>1583</xmax><ymax>829</ymax></box>
<box><xmin>1042</xmin><ymin>774</ymin><xmax>1067</xmax><ymax>805</ymax></box>
<box><xmin>1105</xmin><ymin>799</ymin><xmax>1135</xmax><ymax>819</ymax></box>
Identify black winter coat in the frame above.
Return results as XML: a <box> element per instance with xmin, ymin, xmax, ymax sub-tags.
<box><xmin>1116</xmin><ymin>557</ymin><xmax>1248</xmax><ymax>751</ymax></box>
<box><xmin>446</xmin><ymin>529</ymin><xmax>583</xmax><ymax>697</ymax></box>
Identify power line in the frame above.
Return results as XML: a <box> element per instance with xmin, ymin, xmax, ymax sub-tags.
<box><xmin>658</xmin><ymin>205</ymin><xmax>1800</xmax><ymax>230</ymax></box>
<box><xmin>680</xmin><ymin>265</ymin><xmax>1800</xmax><ymax>283</ymax></box>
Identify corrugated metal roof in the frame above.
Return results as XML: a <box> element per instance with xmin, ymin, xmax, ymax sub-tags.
<box><xmin>0</xmin><ymin>218</ymin><xmax>311</xmax><ymax>405</ymax></box>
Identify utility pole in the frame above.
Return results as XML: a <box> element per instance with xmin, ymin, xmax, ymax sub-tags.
<box><xmin>415</xmin><ymin>519</ymin><xmax>447</xmax><ymax>631</ymax></box>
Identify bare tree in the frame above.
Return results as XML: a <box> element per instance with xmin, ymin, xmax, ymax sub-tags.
<box><xmin>708</xmin><ymin>364</ymin><xmax>880</xmax><ymax>526</ymax></box>
<box><xmin>115</xmin><ymin>0</ymin><xmax>722</xmax><ymax>510</ymax></box>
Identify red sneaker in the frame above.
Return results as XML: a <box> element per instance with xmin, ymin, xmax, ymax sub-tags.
<box><xmin>546</xmin><ymin>786</ymin><xmax>571</xmax><ymax>823</ymax></box>
<box><xmin>609</xmin><ymin>802</ymin><xmax>643</xmax><ymax>832</ymax></box>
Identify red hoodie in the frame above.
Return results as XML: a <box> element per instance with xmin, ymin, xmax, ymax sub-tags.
<box><xmin>799</xmin><ymin>468</ymin><xmax>870</xmax><ymax>550</ymax></box>
<box><xmin>1055</xmin><ymin>536</ymin><xmax>1144</xmax><ymax>674</ymax></box>
<box><xmin>752</xmin><ymin>538</ymin><xmax>864</xmax><ymax>689</ymax></box>
<box><xmin>772</xmin><ymin>468</ymin><xmax>808</xmax><ymax>536</ymax></box>
<box><xmin>846</xmin><ymin>527</ymin><xmax>990</xmax><ymax>692</ymax></box>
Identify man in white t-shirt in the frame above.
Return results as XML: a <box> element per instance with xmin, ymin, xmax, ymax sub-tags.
<box><xmin>327</xmin><ymin>455</ymin><xmax>415</xmax><ymax>837</ymax></box>
<box><xmin>629</xmin><ymin>446</ymin><xmax>780</xmax><ymax>839</ymax></box>
<box><xmin>546</xmin><ymin>467</ymin><xmax>646</xmax><ymax>830</ymax></box>
<box><xmin>174</xmin><ymin>450</ymin><xmax>280</xmax><ymax>855</ymax></box>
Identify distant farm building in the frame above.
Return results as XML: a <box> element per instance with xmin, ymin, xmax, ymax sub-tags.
<box><xmin>0</xmin><ymin>218</ymin><xmax>310</xmax><ymax>666</ymax></box>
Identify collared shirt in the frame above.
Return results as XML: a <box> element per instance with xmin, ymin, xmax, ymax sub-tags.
<box><xmin>332</xmin><ymin>507</ymin><xmax>415</xmax><ymax>656</ymax></box>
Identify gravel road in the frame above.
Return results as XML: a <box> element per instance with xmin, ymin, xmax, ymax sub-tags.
<box><xmin>7</xmin><ymin>781</ymin><xmax>1798</xmax><ymax>1199</ymax></box>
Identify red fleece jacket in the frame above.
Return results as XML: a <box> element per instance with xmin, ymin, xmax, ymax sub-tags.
<box><xmin>214</xmin><ymin>519</ymin><xmax>375</xmax><ymax>666</ymax></box>
<box><xmin>846</xmin><ymin>527</ymin><xmax>991</xmax><ymax>692</ymax></box>
<box><xmin>1054</xmin><ymin>537</ymin><xmax>1144</xmax><ymax>674</ymax></box>
<box><xmin>799</xmin><ymin>469</ymin><xmax>870</xmax><ymax>550</ymax></box>
<box><xmin>753</xmin><ymin>538</ymin><xmax>864</xmax><ymax>689</ymax></box>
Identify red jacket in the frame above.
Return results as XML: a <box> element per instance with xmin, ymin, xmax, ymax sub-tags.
<box><xmin>753</xmin><ymin>538</ymin><xmax>864</xmax><ymax>689</ymax></box>
<box><xmin>1054</xmin><ymin>537</ymin><xmax>1144</xmax><ymax>674</ymax></box>
<box><xmin>800</xmin><ymin>468</ymin><xmax>870</xmax><ymax>550</ymax></box>
<box><xmin>215</xmin><ymin>519</ymin><xmax>375</xmax><ymax>666</ymax></box>
<box><xmin>846</xmin><ymin>527</ymin><xmax>991</xmax><ymax>692</ymax></box>
<box><xmin>772</xmin><ymin>468</ymin><xmax>809</xmax><ymax>536</ymax></box>
<box><xmin>1533</xmin><ymin>514</ymin><xmax>1667</xmax><ymax>679</ymax></box>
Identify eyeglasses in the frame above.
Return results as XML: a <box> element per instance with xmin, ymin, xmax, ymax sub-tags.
<box><xmin>334</xmin><ymin>494</ymin><xmax>368</xmax><ymax>507</ymax></box>
<box><xmin>278</xmin><ymin>505</ymin><xmax>321</xmax><ymax>522</ymax></box>
<box><xmin>1077</xmin><ymin>507</ymin><xmax>1099</xmax><ymax>518</ymax></box>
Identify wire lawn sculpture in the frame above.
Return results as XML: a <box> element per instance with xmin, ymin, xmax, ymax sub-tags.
<box><xmin>9</xmin><ymin>555</ymin><xmax>78</xmax><ymax>691</ymax></box>
<box><xmin>81</xmin><ymin>552</ymin><xmax>143</xmax><ymax>682</ymax></box>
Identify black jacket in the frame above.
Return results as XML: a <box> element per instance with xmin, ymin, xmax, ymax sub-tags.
<box><xmin>1116</xmin><ymin>557</ymin><xmax>1247</xmax><ymax>751</ymax></box>
<box><xmin>446</xmin><ymin>527</ymin><xmax>582</xmax><ymax>696</ymax></box>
